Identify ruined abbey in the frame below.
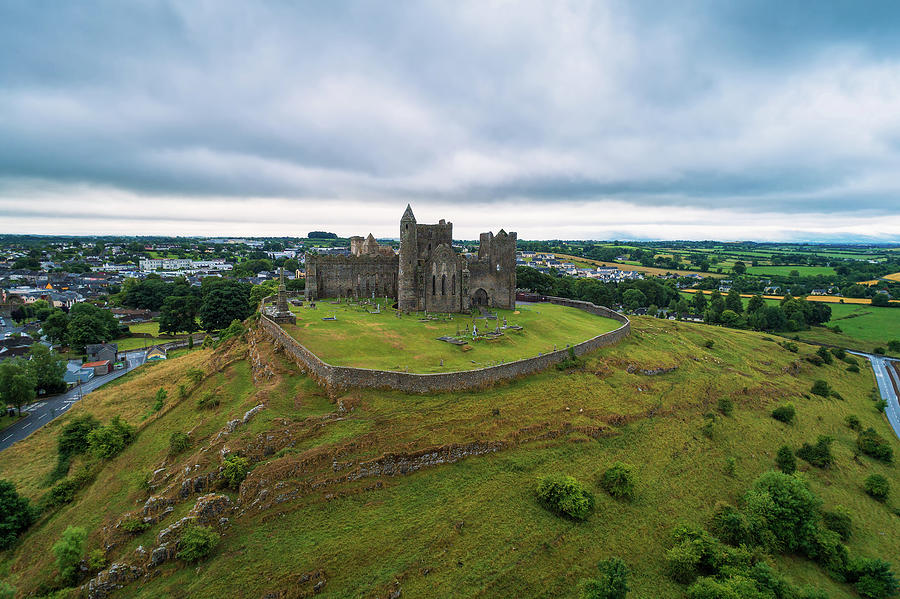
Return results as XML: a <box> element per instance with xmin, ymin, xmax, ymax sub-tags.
<box><xmin>305</xmin><ymin>205</ymin><xmax>516</xmax><ymax>312</ymax></box>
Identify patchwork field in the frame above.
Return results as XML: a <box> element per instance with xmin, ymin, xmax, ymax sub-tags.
<box><xmin>551</xmin><ymin>253</ymin><xmax>723</xmax><ymax>278</ymax></box>
<box><xmin>1</xmin><ymin>318</ymin><xmax>897</xmax><ymax>598</ymax></box>
<box><xmin>282</xmin><ymin>300</ymin><xmax>621</xmax><ymax>373</ymax></box>
<box><xmin>744</xmin><ymin>265</ymin><xmax>837</xmax><ymax>277</ymax></box>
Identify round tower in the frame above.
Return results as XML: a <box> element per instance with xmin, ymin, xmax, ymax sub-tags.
<box><xmin>398</xmin><ymin>204</ymin><xmax>418</xmax><ymax>311</ymax></box>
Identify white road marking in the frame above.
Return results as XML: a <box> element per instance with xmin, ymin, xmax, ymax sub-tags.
<box><xmin>1</xmin><ymin>434</ymin><xmax>11</xmax><ymax>442</ymax></box>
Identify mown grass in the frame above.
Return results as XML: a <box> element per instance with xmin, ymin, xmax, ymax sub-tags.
<box><xmin>1</xmin><ymin>319</ymin><xmax>898</xmax><ymax>598</ymax></box>
<box><xmin>282</xmin><ymin>300</ymin><xmax>620</xmax><ymax>373</ymax></box>
<box><xmin>744</xmin><ymin>265</ymin><xmax>838</xmax><ymax>276</ymax></box>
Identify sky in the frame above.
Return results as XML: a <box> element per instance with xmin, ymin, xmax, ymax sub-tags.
<box><xmin>1</xmin><ymin>1</ymin><xmax>900</xmax><ymax>241</ymax></box>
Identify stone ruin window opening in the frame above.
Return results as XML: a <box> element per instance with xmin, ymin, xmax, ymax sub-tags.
<box><xmin>432</xmin><ymin>274</ymin><xmax>436</xmax><ymax>295</ymax></box>
<box><xmin>452</xmin><ymin>274</ymin><xmax>456</xmax><ymax>295</ymax></box>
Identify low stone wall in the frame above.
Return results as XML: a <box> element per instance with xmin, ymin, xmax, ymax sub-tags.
<box><xmin>258</xmin><ymin>296</ymin><xmax>629</xmax><ymax>394</ymax></box>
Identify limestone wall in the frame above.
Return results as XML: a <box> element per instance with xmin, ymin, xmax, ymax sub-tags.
<box><xmin>258</xmin><ymin>296</ymin><xmax>629</xmax><ymax>394</ymax></box>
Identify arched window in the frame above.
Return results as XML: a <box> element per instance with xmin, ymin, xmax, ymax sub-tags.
<box><xmin>432</xmin><ymin>274</ymin><xmax>436</xmax><ymax>295</ymax></box>
<box><xmin>441</xmin><ymin>274</ymin><xmax>446</xmax><ymax>296</ymax></box>
<box><xmin>452</xmin><ymin>274</ymin><xmax>456</xmax><ymax>295</ymax></box>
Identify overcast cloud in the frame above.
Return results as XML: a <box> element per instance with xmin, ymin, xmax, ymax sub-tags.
<box><xmin>1</xmin><ymin>1</ymin><xmax>899</xmax><ymax>240</ymax></box>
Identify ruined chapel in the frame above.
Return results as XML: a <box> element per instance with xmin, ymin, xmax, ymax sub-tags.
<box><xmin>304</xmin><ymin>205</ymin><xmax>516</xmax><ymax>312</ymax></box>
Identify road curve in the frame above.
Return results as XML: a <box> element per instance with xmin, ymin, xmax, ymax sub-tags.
<box><xmin>849</xmin><ymin>350</ymin><xmax>900</xmax><ymax>442</ymax></box>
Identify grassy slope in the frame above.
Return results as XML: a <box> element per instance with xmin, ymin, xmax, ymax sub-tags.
<box><xmin>283</xmin><ymin>301</ymin><xmax>620</xmax><ymax>373</ymax></box>
<box><xmin>0</xmin><ymin>319</ymin><xmax>898</xmax><ymax>598</ymax></box>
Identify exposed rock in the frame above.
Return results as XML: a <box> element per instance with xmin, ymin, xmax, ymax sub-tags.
<box><xmin>189</xmin><ymin>493</ymin><xmax>234</xmax><ymax>526</ymax></box>
<box><xmin>149</xmin><ymin>543</ymin><xmax>172</xmax><ymax>568</ymax></box>
<box><xmin>243</xmin><ymin>403</ymin><xmax>265</xmax><ymax>424</ymax></box>
<box><xmin>157</xmin><ymin>516</ymin><xmax>197</xmax><ymax>546</ymax></box>
<box><xmin>83</xmin><ymin>563</ymin><xmax>144</xmax><ymax>599</ymax></box>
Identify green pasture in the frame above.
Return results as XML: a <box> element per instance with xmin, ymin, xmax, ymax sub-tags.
<box><xmin>745</xmin><ymin>265</ymin><xmax>836</xmax><ymax>277</ymax></box>
<box><xmin>282</xmin><ymin>300</ymin><xmax>621</xmax><ymax>373</ymax></box>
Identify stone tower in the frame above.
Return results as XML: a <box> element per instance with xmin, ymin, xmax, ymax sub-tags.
<box><xmin>398</xmin><ymin>204</ymin><xmax>419</xmax><ymax>311</ymax></box>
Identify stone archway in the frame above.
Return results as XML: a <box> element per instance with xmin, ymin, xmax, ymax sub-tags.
<box><xmin>472</xmin><ymin>288</ymin><xmax>489</xmax><ymax>306</ymax></box>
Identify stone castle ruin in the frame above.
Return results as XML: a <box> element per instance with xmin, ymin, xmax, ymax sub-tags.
<box><xmin>305</xmin><ymin>205</ymin><xmax>516</xmax><ymax>312</ymax></box>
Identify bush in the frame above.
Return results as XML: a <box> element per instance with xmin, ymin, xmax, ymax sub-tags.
<box><xmin>52</xmin><ymin>525</ymin><xmax>87</xmax><ymax>585</ymax></box>
<box><xmin>857</xmin><ymin>428</ymin><xmax>894</xmax><ymax>463</ymax></box>
<box><xmin>743</xmin><ymin>471</ymin><xmax>821</xmax><ymax>553</ymax></box>
<box><xmin>703</xmin><ymin>339</ymin><xmax>715</xmax><ymax>349</ymax></box>
<box><xmin>222</xmin><ymin>454</ymin><xmax>251</xmax><ymax>490</ymax></box>
<box><xmin>536</xmin><ymin>474</ymin><xmax>595</xmax><ymax>520</ymax></box>
<box><xmin>875</xmin><ymin>399</ymin><xmax>888</xmax><ymax>413</ymax></box>
<box><xmin>169</xmin><ymin>431</ymin><xmax>191</xmax><ymax>455</ymax></box>
<box><xmin>796</xmin><ymin>436</ymin><xmax>835</xmax><ymax>468</ymax></box>
<box><xmin>196</xmin><ymin>390</ymin><xmax>220</xmax><ymax>410</ymax></box>
<box><xmin>780</xmin><ymin>341</ymin><xmax>799</xmax><ymax>353</ymax></box>
<box><xmin>831</xmin><ymin>348</ymin><xmax>847</xmax><ymax>360</ymax></box>
<box><xmin>580</xmin><ymin>557</ymin><xmax>629</xmax><ymax>599</ymax></box>
<box><xmin>846</xmin><ymin>557</ymin><xmax>900</xmax><ymax>599</ymax></box>
<box><xmin>185</xmin><ymin>367</ymin><xmax>204</xmax><ymax>386</ymax></box>
<box><xmin>844</xmin><ymin>355</ymin><xmax>859</xmax><ymax>366</ymax></box>
<box><xmin>175</xmin><ymin>524</ymin><xmax>219</xmax><ymax>562</ymax></box>
<box><xmin>806</xmin><ymin>355</ymin><xmax>824</xmax><ymax>367</ymax></box>
<box><xmin>775</xmin><ymin>445</ymin><xmax>797</xmax><ymax>474</ymax></box>
<box><xmin>848</xmin><ymin>364</ymin><xmax>861</xmax><ymax>373</ymax></box>
<box><xmin>845</xmin><ymin>414</ymin><xmax>861</xmax><ymax>430</ymax></box>
<box><xmin>121</xmin><ymin>516</ymin><xmax>150</xmax><ymax>534</ymax></box>
<box><xmin>49</xmin><ymin>414</ymin><xmax>100</xmax><ymax>483</ymax></box>
<box><xmin>710</xmin><ymin>502</ymin><xmax>751</xmax><ymax>546</ymax></box>
<box><xmin>811</xmin><ymin>380</ymin><xmax>831</xmax><ymax>397</ymax></box>
<box><xmin>874</xmin><ymin>346</ymin><xmax>885</xmax><ymax>355</ymax></box>
<box><xmin>86</xmin><ymin>416</ymin><xmax>136</xmax><ymax>459</ymax></box>
<box><xmin>0</xmin><ymin>582</ymin><xmax>14</xmax><ymax>599</ymax></box>
<box><xmin>816</xmin><ymin>346</ymin><xmax>833</xmax><ymax>365</ymax></box>
<box><xmin>864</xmin><ymin>474</ymin><xmax>890</xmax><ymax>502</ymax></box>
<box><xmin>723</xmin><ymin>457</ymin><xmax>736</xmax><ymax>477</ymax></box>
<box><xmin>87</xmin><ymin>548</ymin><xmax>108</xmax><ymax>571</ymax></box>
<box><xmin>600</xmin><ymin>463</ymin><xmax>636</xmax><ymax>501</ymax></box>
<box><xmin>39</xmin><ymin>478</ymin><xmax>79</xmax><ymax>511</ymax></box>
<box><xmin>771</xmin><ymin>403</ymin><xmax>796</xmax><ymax>424</ymax></box>
<box><xmin>803</xmin><ymin>527</ymin><xmax>849</xmax><ymax>578</ymax></box>
<box><xmin>0</xmin><ymin>479</ymin><xmax>36</xmax><ymax>550</ymax></box>
<box><xmin>822</xmin><ymin>506</ymin><xmax>852</xmax><ymax>541</ymax></box>
<box><xmin>556</xmin><ymin>346</ymin><xmax>585</xmax><ymax>371</ymax></box>
<box><xmin>152</xmin><ymin>388</ymin><xmax>167</xmax><ymax>412</ymax></box>
<box><xmin>665</xmin><ymin>524</ymin><xmax>720</xmax><ymax>584</ymax></box>
<box><xmin>717</xmin><ymin>397</ymin><xmax>733</xmax><ymax>416</ymax></box>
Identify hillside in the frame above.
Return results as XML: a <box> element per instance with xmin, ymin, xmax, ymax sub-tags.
<box><xmin>1</xmin><ymin>317</ymin><xmax>898</xmax><ymax>598</ymax></box>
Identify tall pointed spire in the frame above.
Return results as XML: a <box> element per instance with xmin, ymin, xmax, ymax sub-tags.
<box><xmin>401</xmin><ymin>204</ymin><xmax>416</xmax><ymax>222</ymax></box>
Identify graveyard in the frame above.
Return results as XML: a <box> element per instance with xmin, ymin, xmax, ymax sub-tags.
<box><xmin>279</xmin><ymin>298</ymin><xmax>621</xmax><ymax>373</ymax></box>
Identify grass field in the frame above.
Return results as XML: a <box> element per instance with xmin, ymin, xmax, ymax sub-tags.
<box><xmin>744</xmin><ymin>265</ymin><xmax>837</xmax><ymax>277</ymax></box>
<box><xmin>115</xmin><ymin>320</ymin><xmax>189</xmax><ymax>351</ymax></box>
<box><xmin>682</xmin><ymin>288</ymin><xmax>900</xmax><ymax>306</ymax></box>
<box><xmin>283</xmin><ymin>300</ymin><xmax>621</xmax><ymax>373</ymax></box>
<box><xmin>2</xmin><ymin>319</ymin><xmax>899</xmax><ymax>598</ymax></box>
<box><xmin>552</xmin><ymin>253</ymin><xmax>724</xmax><ymax>278</ymax></box>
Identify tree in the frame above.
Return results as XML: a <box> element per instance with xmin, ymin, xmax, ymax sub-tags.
<box><xmin>725</xmin><ymin>288</ymin><xmax>743</xmax><ymax>313</ymax></box>
<box><xmin>176</xmin><ymin>524</ymin><xmax>219</xmax><ymax>562</ymax></box>
<box><xmin>600</xmin><ymin>463</ymin><xmax>636</xmax><ymax>501</ymax></box>
<box><xmin>622</xmin><ymin>289</ymin><xmax>647</xmax><ymax>311</ymax></box>
<box><xmin>847</xmin><ymin>557</ymin><xmax>899</xmax><ymax>599</ymax></box>
<box><xmin>0</xmin><ymin>359</ymin><xmax>36</xmax><ymax>415</ymax></box>
<box><xmin>743</xmin><ymin>471</ymin><xmax>821</xmax><ymax>552</ymax></box>
<box><xmin>26</xmin><ymin>344</ymin><xmax>66</xmax><ymax>395</ymax></box>
<box><xmin>872</xmin><ymin>293</ymin><xmax>891</xmax><ymax>307</ymax></box>
<box><xmin>691</xmin><ymin>291</ymin><xmax>708</xmax><ymax>313</ymax></box>
<box><xmin>536</xmin><ymin>474</ymin><xmax>595</xmax><ymax>520</ymax></box>
<box><xmin>52</xmin><ymin>525</ymin><xmax>87</xmax><ymax>585</ymax></box>
<box><xmin>775</xmin><ymin>445</ymin><xmax>796</xmax><ymax>474</ymax></box>
<box><xmin>732</xmin><ymin>261</ymin><xmax>746</xmax><ymax>275</ymax></box>
<box><xmin>0</xmin><ymin>479</ymin><xmax>35</xmax><ymax>550</ymax></box>
<box><xmin>864</xmin><ymin>474</ymin><xmax>890</xmax><ymax>502</ymax></box>
<box><xmin>86</xmin><ymin>416</ymin><xmax>136</xmax><ymax>459</ymax></box>
<box><xmin>42</xmin><ymin>309</ymin><xmax>70</xmax><ymax>345</ymax></box>
<box><xmin>222</xmin><ymin>454</ymin><xmax>251</xmax><ymax>489</ymax></box>
<box><xmin>199</xmin><ymin>280</ymin><xmax>252</xmax><ymax>331</ymax></box>
<box><xmin>746</xmin><ymin>294</ymin><xmax>765</xmax><ymax>314</ymax></box>
<box><xmin>158</xmin><ymin>293</ymin><xmax>201</xmax><ymax>335</ymax></box>
<box><xmin>581</xmin><ymin>557</ymin><xmax>630</xmax><ymax>599</ymax></box>
<box><xmin>66</xmin><ymin>303</ymin><xmax>120</xmax><ymax>350</ymax></box>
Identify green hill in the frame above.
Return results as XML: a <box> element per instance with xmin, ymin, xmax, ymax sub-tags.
<box><xmin>1</xmin><ymin>317</ymin><xmax>898</xmax><ymax>598</ymax></box>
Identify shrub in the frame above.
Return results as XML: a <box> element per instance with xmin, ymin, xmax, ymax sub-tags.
<box><xmin>743</xmin><ymin>471</ymin><xmax>821</xmax><ymax>553</ymax></box>
<box><xmin>175</xmin><ymin>524</ymin><xmax>219</xmax><ymax>562</ymax></box>
<box><xmin>218</xmin><ymin>319</ymin><xmax>245</xmax><ymax>343</ymax></box>
<box><xmin>57</xmin><ymin>415</ymin><xmax>99</xmax><ymax>461</ymax></box>
<box><xmin>580</xmin><ymin>557</ymin><xmax>629</xmax><ymax>599</ymax></box>
<box><xmin>780</xmin><ymin>341</ymin><xmax>799</xmax><ymax>353</ymax></box>
<box><xmin>816</xmin><ymin>346</ymin><xmax>833</xmax><ymax>364</ymax></box>
<box><xmin>723</xmin><ymin>457</ymin><xmax>736</xmax><ymax>477</ymax></box>
<box><xmin>848</xmin><ymin>364</ymin><xmax>861</xmax><ymax>373</ymax></box>
<box><xmin>845</xmin><ymin>414</ymin><xmax>861</xmax><ymax>430</ymax></box>
<box><xmin>0</xmin><ymin>582</ymin><xmax>14</xmax><ymax>599</ymax></box>
<box><xmin>875</xmin><ymin>399</ymin><xmax>888</xmax><ymax>413</ymax></box>
<box><xmin>864</xmin><ymin>474</ymin><xmax>890</xmax><ymax>502</ymax></box>
<box><xmin>121</xmin><ymin>516</ymin><xmax>150</xmax><ymax>534</ymax></box>
<box><xmin>844</xmin><ymin>355</ymin><xmax>859</xmax><ymax>366</ymax></box>
<box><xmin>52</xmin><ymin>525</ymin><xmax>86</xmax><ymax>585</ymax></box>
<box><xmin>710</xmin><ymin>502</ymin><xmax>751</xmax><ymax>546</ymax></box>
<box><xmin>39</xmin><ymin>478</ymin><xmax>79</xmax><ymax>511</ymax></box>
<box><xmin>771</xmin><ymin>403</ymin><xmax>796</xmax><ymax>424</ymax></box>
<box><xmin>556</xmin><ymin>346</ymin><xmax>584</xmax><ymax>371</ymax></box>
<box><xmin>874</xmin><ymin>346</ymin><xmax>885</xmax><ymax>355</ymax></box>
<box><xmin>222</xmin><ymin>454</ymin><xmax>251</xmax><ymax>490</ymax></box>
<box><xmin>846</xmin><ymin>557</ymin><xmax>900</xmax><ymax>599</ymax></box>
<box><xmin>87</xmin><ymin>548</ymin><xmax>108</xmax><ymax>571</ymax></box>
<box><xmin>86</xmin><ymin>416</ymin><xmax>136</xmax><ymax>459</ymax></box>
<box><xmin>152</xmin><ymin>388</ymin><xmax>167</xmax><ymax>412</ymax></box>
<box><xmin>700</xmin><ymin>413</ymin><xmax>716</xmax><ymax>439</ymax></box>
<box><xmin>857</xmin><ymin>428</ymin><xmax>894</xmax><ymax>463</ymax></box>
<box><xmin>831</xmin><ymin>348</ymin><xmax>847</xmax><ymax>360</ymax></box>
<box><xmin>703</xmin><ymin>339</ymin><xmax>715</xmax><ymax>349</ymax></box>
<box><xmin>811</xmin><ymin>380</ymin><xmax>831</xmax><ymax>397</ymax></box>
<box><xmin>536</xmin><ymin>474</ymin><xmax>595</xmax><ymax>520</ymax></box>
<box><xmin>806</xmin><ymin>355</ymin><xmax>824</xmax><ymax>367</ymax></box>
<box><xmin>178</xmin><ymin>384</ymin><xmax>188</xmax><ymax>399</ymax></box>
<box><xmin>796</xmin><ymin>436</ymin><xmax>835</xmax><ymax>468</ymax></box>
<box><xmin>196</xmin><ymin>390</ymin><xmax>220</xmax><ymax>410</ymax></box>
<box><xmin>185</xmin><ymin>367</ymin><xmax>204</xmax><ymax>386</ymax></box>
<box><xmin>0</xmin><ymin>479</ymin><xmax>36</xmax><ymax>550</ymax></box>
<box><xmin>717</xmin><ymin>397</ymin><xmax>733</xmax><ymax>416</ymax></box>
<box><xmin>665</xmin><ymin>524</ymin><xmax>719</xmax><ymax>584</ymax></box>
<box><xmin>821</xmin><ymin>506</ymin><xmax>852</xmax><ymax>541</ymax></box>
<box><xmin>600</xmin><ymin>463</ymin><xmax>636</xmax><ymax>501</ymax></box>
<box><xmin>803</xmin><ymin>527</ymin><xmax>849</xmax><ymax>578</ymax></box>
<box><xmin>775</xmin><ymin>445</ymin><xmax>797</xmax><ymax>474</ymax></box>
<box><xmin>169</xmin><ymin>431</ymin><xmax>191</xmax><ymax>455</ymax></box>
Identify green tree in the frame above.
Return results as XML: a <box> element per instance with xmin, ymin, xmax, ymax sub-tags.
<box><xmin>176</xmin><ymin>524</ymin><xmax>219</xmax><ymax>562</ymax></box>
<box><xmin>42</xmin><ymin>309</ymin><xmax>70</xmax><ymax>345</ymax></box>
<box><xmin>847</xmin><ymin>557</ymin><xmax>899</xmax><ymax>599</ymax></box>
<box><xmin>158</xmin><ymin>293</ymin><xmax>201</xmax><ymax>335</ymax></box>
<box><xmin>622</xmin><ymin>289</ymin><xmax>647</xmax><ymax>311</ymax></box>
<box><xmin>27</xmin><ymin>344</ymin><xmax>67</xmax><ymax>395</ymax></box>
<box><xmin>52</xmin><ymin>525</ymin><xmax>87</xmax><ymax>585</ymax></box>
<box><xmin>0</xmin><ymin>359</ymin><xmax>36</xmax><ymax>415</ymax></box>
<box><xmin>691</xmin><ymin>291</ymin><xmax>708</xmax><ymax>313</ymax></box>
<box><xmin>0</xmin><ymin>479</ymin><xmax>35</xmax><ymax>550</ymax></box>
<box><xmin>66</xmin><ymin>303</ymin><xmax>120</xmax><ymax>350</ymax></box>
<box><xmin>746</xmin><ymin>294</ymin><xmax>765</xmax><ymax>314</ymax></box>
<box><xmin>199</xmin><ymin>280</ymin><xmax>252</xmax><ymax>331</ymax></box>
<box><xmin>872</xmin><ymin>294</ymin><xmax>890</xmax><ymax>307</ymax></box>
<box><xmin>743</xmin><ymin>471</ymin><xmax>821</xmax><ymax>552</ymax></box>
<box><xmin>725</xmin><ymin>288</ymin><xmax>743</xmax><ymax>313</ymax></box>
<box><xmin>864</xmin><ymin>474</ymin><xmax>890</xmax><ymax>502</ymax></box>
<box><xmin>222</xmin><ymin>454</ymin><xmax>251</xmax><ymax>489</ymax></box>
<box><xmin>581</xmin><ymin>557</ymin><xmax>630</xmax><ymax>599</ymax></box>
<box><xmin>732</xmin><ymin>261</ymin><xmax>746</xmax><ymax>275</ymax></box>
<box><xmin>775</xmin><ymin>445</ymin><xmax>796</xmax><ymax>474</ymax></box>
<box><xmin>536</xmin><ymin>474</ymin><xmax>595</xmax><ymax>520</ymax></box>
<box><xmin>600</xmin><ymin>462</ymin><xmax>636</xmax><ymax>501</ymax></box>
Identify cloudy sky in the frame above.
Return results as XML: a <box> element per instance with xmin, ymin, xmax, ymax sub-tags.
<box><xmin>2</xmin><ymin>1</ymin><xmax>900</xmax><ymax>241</ymax></box>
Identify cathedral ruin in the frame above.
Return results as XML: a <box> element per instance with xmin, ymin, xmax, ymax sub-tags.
<box><xmin>305</xmin><ymin>205</ymin><xmax>516</xmax><ymax>312</ymax></box>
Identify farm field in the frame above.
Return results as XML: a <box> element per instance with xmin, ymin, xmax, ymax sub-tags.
<box><xmin>283</xmin><ymin>300</ymin><xmax>621</xmax><ymax>373</ymax></box>
<box><xmin>744</xmin><ymin>265</ymin><xmax>837</xmax><ymax>277</ymax></box>
<box><xmin>1</xmin><ymin>318</ymin><xmax>897</xmax><ymax>598</ymax></box>
<box><xmin>681</xmin><ymin>288</ymin><xmax>900</xmax><ymax>306</ymax></box>
<box><xmin>552</xmin><ymin>253</ymin><xmax>722</xmax><ymax>278</ymax></box>
<box><xmin>116</xmin><ymin>320</ymin><xmax>189</xmax><ymax>351</ymax></box>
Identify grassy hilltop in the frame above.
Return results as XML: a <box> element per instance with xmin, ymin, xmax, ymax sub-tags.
<box><xmin>0</xmin><ymin>316</ymin><xmax>898</xmax><ymax>598</ymax></box>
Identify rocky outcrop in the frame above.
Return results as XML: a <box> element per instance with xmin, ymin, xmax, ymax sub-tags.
<box><xmin>82</xmin><ymin>563</ymin><xmax>144</xmax><ymax>599</ymax></box>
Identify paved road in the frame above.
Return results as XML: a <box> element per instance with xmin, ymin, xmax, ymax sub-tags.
<box><xmin>849</xmin><ymin>350</ymin><xmax>900</xmax><ymax>441</ymax></box>
<box><xmin>0</xmin><ymin>350</ymin><xmax>148</xmax><ymax>453</ymax></box>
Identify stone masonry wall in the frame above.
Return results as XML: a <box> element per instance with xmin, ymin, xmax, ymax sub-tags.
<box><xmin>258</xmin><ymin>296</ymin><xmax>629</xmax><ymax>394</ymax></box>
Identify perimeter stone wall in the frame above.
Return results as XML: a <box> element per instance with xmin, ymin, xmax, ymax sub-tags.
<box><xmin>258</xmin><ymin>296</ymin><xmax>629</xmax><ymax>394</ymax></box>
